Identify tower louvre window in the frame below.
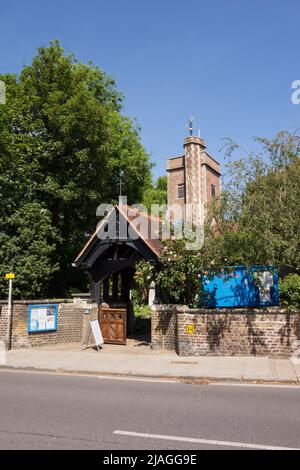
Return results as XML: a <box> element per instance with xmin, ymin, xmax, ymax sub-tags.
<box><xmin>177</xmin><ymin>184</ymin><xmax>185</xmax><ymax>199</ymax></box>
<box><xmin>211</xmin><ymin>184</ymin><xmax>216</xmax><ymax>199</ymax></box>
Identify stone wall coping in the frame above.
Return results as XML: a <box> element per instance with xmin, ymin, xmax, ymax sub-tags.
<box><xmin>152</xmin><ymin>304</ymin><xmax>179</xmax><ymax>312</ymax></box>
<box><xmin>155</xmin><ymin>304</ymin><xmax>300</xmax><ymax>315</ymax></box>
<box><xmin>71</xmin><ymin>293</ymin><xmax>91</xmax><ymax>299</ymax></box>
<box><xmin>0</xmin><ymin>299</ymin><xmax>74</xmax><ymax>305</ymax></box>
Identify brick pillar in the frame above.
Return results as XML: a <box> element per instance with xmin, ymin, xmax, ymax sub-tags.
<box><xmin>184</xmin><ymin>136</ymin><xmax>207</xmax><ymax>227</ymax></box>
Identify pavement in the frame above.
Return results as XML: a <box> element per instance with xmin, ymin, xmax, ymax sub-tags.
<box><xmin>0</xmin><ymin>370</ymin><xmax>300</xmax><ymax>450</ymax></box>
<box><xmin>1</xmin><ymin>341</ymin><xmax>300</xmax><ymax>384</ymax></box>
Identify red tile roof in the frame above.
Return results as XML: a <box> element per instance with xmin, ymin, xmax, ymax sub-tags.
<box><xmin>75</xmin><ymin>205</ymin><xmax>164</xmax><ymax>264</ymax></box>
<box><xmin>118</xmin><ymin>205</ymin><xmax>163</xmax><ymax>257</ymax></box>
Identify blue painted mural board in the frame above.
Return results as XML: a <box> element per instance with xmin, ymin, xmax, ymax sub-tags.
<box><xmin>201</xmin><ymin>266</ymin><xmax>279</xmax><ymax>308</ymax></box>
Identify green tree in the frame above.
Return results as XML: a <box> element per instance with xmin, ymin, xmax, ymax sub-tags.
<box><xmin>0</xmin><ymin>41</ymin><xmax>152</xmax><ymax>298</ymax></box>
<box><xmin>133</xmin><ymin>260</ymin><xmax>155</xmax><ymax>305</ymax></box>
<box><xmin>204</xmin><ymin>131</ymin><xmax>300</xmax><ymax>272</ymax></box>
<box><xmin>142</xmin><ymin>176</ymin><xmax>167</xmax><ymax>211</ymax></box>
<box><xmin>0</xmin><ymin>203</ymin><xmax>60</xmax><ymax>299</ymax></box>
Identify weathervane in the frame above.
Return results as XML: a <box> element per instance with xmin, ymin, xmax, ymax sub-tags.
<box><xmin>187</xmin><ymin>115</ymin><xmax>195</xmax><ymax>136</ymax></box>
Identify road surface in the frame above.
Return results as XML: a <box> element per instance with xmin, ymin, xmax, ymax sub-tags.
<box><xmin>0</xmin><ymin>370</ymin><xmax>299</xmax><ymax>450</ymax></box>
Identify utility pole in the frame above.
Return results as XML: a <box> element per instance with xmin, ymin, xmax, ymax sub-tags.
<box><xmin>5</xmin><ymin>273</ymin><xmax>15</xmax><ymax>350</ymax></box>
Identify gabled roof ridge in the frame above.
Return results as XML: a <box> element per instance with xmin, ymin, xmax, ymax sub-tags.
<box><xmin>118</xmin><ymin>204</ymin><xmax>163</xmax><ymax>223</ymax></box>
<box><xmin>75</xmin><ymin>204</ymin><xmax>164</xmax><ymax>265</ymax></box>
<box><xmin>117</xmin><ymin>204</ymin><xmax>162</xmax><ymax>257</ymax></box>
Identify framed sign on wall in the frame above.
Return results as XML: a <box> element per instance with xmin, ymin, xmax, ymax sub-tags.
<box><xmin>28</xmin><ymin>304</ymin><xmax>58</xmax><ymax>333</ymax></box>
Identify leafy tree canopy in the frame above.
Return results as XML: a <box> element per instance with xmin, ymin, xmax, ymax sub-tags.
<box><xmin>0</xmin><ymin>40</ymin><xmax>152</xmax><ymax>298</ymax></box>
<box><xmin>142</xmin><ymin>175</ymin><xmax>167</xmax><ymax>211</ymax></box>
<box><xmin>205</xmin><ymin>131</ymin><xmax>300</xmax><ymax>272</ymax></box>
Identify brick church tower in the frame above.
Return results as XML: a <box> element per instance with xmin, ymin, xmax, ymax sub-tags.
<box><xmin>167</xmin><ymin>133</ymin><xmax>221</xmax><ymax>226</ymax></box>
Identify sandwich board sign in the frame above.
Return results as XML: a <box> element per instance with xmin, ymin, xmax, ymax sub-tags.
<box><xmin>90</xmin><ymin>320</ymin><xmax>104</xmax><ymax>350</ymax></box>
<box><xmin>81</xmin><ymin>320</ymin><xmax>104</xmax><ymax>351</ymax></box>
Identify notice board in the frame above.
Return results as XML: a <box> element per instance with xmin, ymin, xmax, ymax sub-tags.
<box><xmin>28</xmin><ymin>304</ymin><xmax>58</xmax><ymax>333</ymax></box>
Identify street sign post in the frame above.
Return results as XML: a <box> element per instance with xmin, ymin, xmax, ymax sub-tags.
<box><xmin>5</xmin><ymin>273</ymin><xmax>15</xmax><ymax>350</ymax></box>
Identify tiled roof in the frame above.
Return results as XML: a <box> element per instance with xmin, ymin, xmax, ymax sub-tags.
<box><xmin>75</xmin><ymin>205</ymin><xmax>163</xmax><ymax>264</ymax></box>
<box><xmin>118</xmin><ymin>205</ymin><xmax>163</xmax><ymax>257</ymax></box>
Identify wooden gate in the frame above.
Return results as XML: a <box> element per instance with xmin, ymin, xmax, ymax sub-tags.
<box><xmin>99</xmin><ymin>307</ymin><xmax>127</xmax><ymax>345</ymax></box>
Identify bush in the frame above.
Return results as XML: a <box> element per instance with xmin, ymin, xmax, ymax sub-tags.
<box><xmin>156</xmin><ymin>239</ymin><xmax>201</xmax><ymax>307</ymax></box>
<box><xmin>130</xmin><ymin>288</ymin><xmax>144</xmax><ymax>307</ymax></box>
<box><xmin>133</xmin><ymin>260</ymin><xmax>155</xmax><ymax>305</ymax></box>
<box><xmin>134</xmin><ymin>305</ymin><xmax>152</xmax><ymax>318</ymax></box>
<box><xmin>279</xmin><ymin>274</ymin><xmax>300</xmax><ymax>309</ymax></box>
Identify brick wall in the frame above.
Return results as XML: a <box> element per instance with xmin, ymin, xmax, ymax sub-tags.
<box><xmin>167</xmin><ymin>156</ymin><xmax>186</xmax><ymax>222</ymax></box>
<box><xmin>81</xmin><ymin>305</ymin><xmax>99</xmax><ymax>347</ymax></box>
<box><xmin>151</xmin><ymin>305</ymin><xmax>300</xmax><ymax>358</ymax></box>
<box><xmin>0</xmin><ymin>300</ymin><xmax>97</xmax><ymax>350</ymax></box>
<box><xmin>151</xmin><ymin>304</ymin><xmax>177</xmax><ymax>351</ymax></box>
<box><xmin>205</xmin><ymin>166</ymin><xmax>221</xmax><ymax>202</ymax></box>
<box><xmin>0</xmin><ymin>305</ymin><xmax>8</xmax><ymax>345</ymax></box>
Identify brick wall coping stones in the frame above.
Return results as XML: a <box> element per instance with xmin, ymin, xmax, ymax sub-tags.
<box><xmin>0</xmin><ymin>299</ymin><xmax>74</xmax><ymax>305</ymax></box>
<box><xmin>175</xmin><ymin>305</ymin><xmax>300</xmax><ymax>315</ymax></box>
<box><xmin>151</xmin><ymin>304</ymin><xmax>178</xmax><ymax>311</ymax></box>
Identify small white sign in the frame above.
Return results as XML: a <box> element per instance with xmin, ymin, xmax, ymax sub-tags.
<box><xmin>90</xmin><ymin>320</ymin><xmax>104</xmax><ymax>347</ymax></box>
<box><xmin>258</xmin><ymin>271</ymin><xmax>274</xmax><ymax>288</ymax></box>
<box><xmin>259</xmin><ymin>288</ymin><xmax>271</xmax><ymax>303</ymax></box>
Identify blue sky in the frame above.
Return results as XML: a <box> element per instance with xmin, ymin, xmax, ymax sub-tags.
<box><xmin>1</xmin><ymin>0</ymin><xmax>299</xmax><ymax>179</ymax></box>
